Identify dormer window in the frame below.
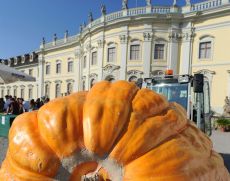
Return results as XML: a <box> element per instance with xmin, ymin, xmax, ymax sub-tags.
<box><xmin>14</xmin><ymin>57</ymin><xmax>18</xmax><ymax>65</ymax></box>
<box><xmin>30</xmin><ymin>52</ymin><xmax>36</xmax><ymax>62</ymax></box>
<box><xmin>21</xmin><ymin>55</ymin><xmax>26</xmax><ymax>64</ymax></box>
<box><xmin>30</xmin><ymin>54</ymin><xmax>33</xmax><ymax>62</ymax></box>
<box><xmin>8</xmin><ymin>59</ymin><xmax>11</xmax><ymax>66</ymax></box>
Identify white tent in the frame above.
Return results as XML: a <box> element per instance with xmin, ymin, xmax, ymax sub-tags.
<box><xmin>0</xmin><ymin>64</ymin><xmax>36</xmax><ymax>84</ymax></box>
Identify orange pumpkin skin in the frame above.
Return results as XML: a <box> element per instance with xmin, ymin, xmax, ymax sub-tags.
<box><xmin>0</xmin><ymin>80</ymin><xmax>229</xmax><ymax>181</ymax></box>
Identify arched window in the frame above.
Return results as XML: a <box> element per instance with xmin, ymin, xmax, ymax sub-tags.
<box><xmin>1</xmin><ymin>88</ymin><xmax>4</xmax><ymax>98</ymax></box>
<box><xmin>82</xmin><ymin>81</ymin><xmax>86</xmax><ymax>91</ymax></box>
<box><xmin>13</xmin><ymin>88</ymin><xmax>17</xmax><ymax>97</ymax></box>
<box><xmin>129</xmin><ymin>76</ymin><xmax>138</xmax><ymax>82</ymax></box>
<box><xmin>45</xmin><ymin>84</ymin><xmax>50</xmax><ymax>98</ymax></box>
<box><xmin>7</xmin><ymin>87</ymin><xmax>11</xmax><ymax>95</ymax></box>
<box><xmin>90</xmin><ymin>79</ymin><xmax>96</xmax><ymax>88</ymax></box>
<box><xmin>56</xmin><ymin>60</ymin><xmax>61</xmax><ymax>74</ymax></box>
<box><xmin>28</xmin><ymin>88</ymin><xmax>33</xmax><ymax>100</ymax></box>
<box><xmin>67</xmin><ymin>58</ymin><xmax>74</xmax><ymax>73</ymax></box>
<box><xmin>105</xmin><ymin>75</ymin><xmax>115</xmax><ymax>82</ymax></box>
<box><xmin>46</xmin><ymin>63</ymin><xmax>51</xmax><ymax>75</ymax></box>
<box><xmin>67</xmin><ymin>83</ymin><xmax>73</xmax><ymax>94</ymax></box>
<box><xmin>21</xmin><ymin>88</ymin><xmax>25</xmax><ymax>99</ymax></box>
<box><xmin>55</xmin><ymin>84</ymin><xmax>61</xmax><ymax>98</ymax></box>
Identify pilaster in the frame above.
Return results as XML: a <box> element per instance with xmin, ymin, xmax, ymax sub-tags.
<box><xmin>168</xmin><ymin>30</ymin><xmax>180</xmax><ymax>74</ymax></box>
<box><xmin>86</xmin><ymin>43</ymin><xmax>91</xmax><ymax>90</ymax></box>
<box><xmin>97</xmin><ymin>39</ymin><xmax>104</xmax><ymax>81</ymax></box>
<box><xmin>180</xmin><ymin>23</ymin><xmax>195</xmax><ymax>75</ymax></box>
<box><xmin>119</xmin><ymin>33</ymin><xmax>129</xmax><ymax>80</ymax></box>
<box><xmin>38</xmin><ymin>53</ymin><xmax>45</xmax><ymax>98</ymax></box>
<box><xmin>74</xmin><ymin>47</ymin><xmax>81</xmax><ymax>91</ymax></box>
<box><xmin>143</xmin><ymin>31</ymin><xmax>153</xmax><ymax>78</ymax></box>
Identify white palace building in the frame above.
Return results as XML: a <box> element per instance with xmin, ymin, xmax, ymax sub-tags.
<box><xmin>1</xmin><ymin>0</ymin><xmax>230</xmax><ymax>114</ymax></box>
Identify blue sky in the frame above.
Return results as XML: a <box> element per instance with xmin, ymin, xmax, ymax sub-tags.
<box><xmin>0</xmin><ymin>0</ymin><xmax>204</xmax><ymax>58</ymax></box>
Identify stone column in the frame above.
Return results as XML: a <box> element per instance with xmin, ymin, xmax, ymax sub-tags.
<box><xmin>86</xmin><ymin>44</ymin><xmax>91</xmax><ymax>90</ymax></box>
<box><xmin>143</xmin><ymin>32</ymin><xmax>153</xmax><ymax>78</ymax></box>
<box><xmin>168</xmin><ymin>31</ymin><xmax>179</xmax><ymax>74</ymax></box>
<box><xmin>179</xmin><ymin>24</ymin><xmax>195</xmax><ymax>75</ymax></box>
<box><xmin>119</xmin><ymin>34</ymin><xmax>129</xmax><ymax>80</ymax></box>
<box><xmin>97</xmin><ymin>39</ymin><xmax>104</xmax><ymax>81</ymax></box>
<box><xmin>74</xmin><ymin>47</ymin><xmax>81</xmax><ymax>91</ymax></box>
<box><xmin>38</xmin><ymin>53</ymin><xmax>45</xmax><ymax>98</ymax></box>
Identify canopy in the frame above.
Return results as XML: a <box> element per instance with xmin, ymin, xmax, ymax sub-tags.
<box><xmin>0</xmin><ymin>64</ymin><xmax>36</xmax><ymax>84</ymax></box>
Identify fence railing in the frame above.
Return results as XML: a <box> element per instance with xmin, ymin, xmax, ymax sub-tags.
<box><xmin>152</xmin><ymin>7</ymin><xmax>171</xmax><ymax>14</ymax></box>
<box><xmin>43</xmin><ymin>1</ymin><xmax>228</xmax><ymax>49</ymax></box>
<box><xmin>44</xmin><ymin>35</ymin><xmax>80</xmax><ymax>49</ymax></box>
<box><xmin>191</xmin><ymin>0</ymin><xmax>222</xmax><ymax>12</ymax></box>
<box><xmin>127</xmin><ymin>7</ymin><xmax>147</xmax><ymax>16</ymax></box>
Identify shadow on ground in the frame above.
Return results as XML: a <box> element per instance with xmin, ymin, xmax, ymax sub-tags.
<box><xmin>220</xmin><ymin>153</ymin><xmax>230</xmax><ymax>173</ymax></box>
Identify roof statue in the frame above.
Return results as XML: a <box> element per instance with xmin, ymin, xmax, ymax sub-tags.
<box><xmin>122</xmin><ymin>0</ymin><xmax>128</xmax><ymax>9</ymax></box>
<box><xmin>64</xmin><ymin>30</ymin><xmax>68</xmax><ymax>39</ymax></box>
<box><xmin>53</xmin><ymin>34</ymin><xmax>57</xmax><ymax>42</ymax></box>
<box><xmin>79</xmin><ymin>24</ymin><xmax>83</xmax><ymax>33</ymax></box>
<box><xmin>88</xmin><ymin>12</ymin><xmax>93</xmax><ymax>23</ymax></box>
<box><xmin>146</xmin><ymin>0</ymin><xmax>151</xmax><ymax>6</ymax></box>
<box><xmin>101</xmin><ymin>4</ymin><xmax>106</xmax><ymax>15</ymax></box>
<box><xmin>186</xmin><ymin>0</ymin><xmax>191</xmax><ymax>6</ymax></box>
<box><xmin>42</xmin><ymin>37</ymin><xmax>45</xmax><ymax>45</ymax></box>
<box><xmin>223</xmin><ymin>96</ymin><xmax>230</xmax><ymax>116</ymax></box>
<box><xmin>173</xmin><ymin>0</ymin><xmax>177</xmax><ymax>6</ymax></box>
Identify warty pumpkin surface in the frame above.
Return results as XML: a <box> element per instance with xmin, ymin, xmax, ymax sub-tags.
<box><xmin>0</xmin><ymin>80</ymin><xmax>229</xmax><ymax>181</ymax></box>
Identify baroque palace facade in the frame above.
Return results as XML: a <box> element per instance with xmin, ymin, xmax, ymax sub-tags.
<box><xmin>1</xmin><ymin>0</ymin><xmax>230</xmax><ymax>114</ymax></box>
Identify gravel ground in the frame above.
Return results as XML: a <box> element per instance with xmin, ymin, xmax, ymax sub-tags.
<box><xmin>0</xmin><ymin>130</ymin><xmax>229</xmax><ymax>178</ymax></box>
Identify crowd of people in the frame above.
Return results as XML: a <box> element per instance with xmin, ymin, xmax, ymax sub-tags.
<box><xmin>0</xmin><ymin>95</ymin><xmax>50</xmax><ymax>115</ymax></box>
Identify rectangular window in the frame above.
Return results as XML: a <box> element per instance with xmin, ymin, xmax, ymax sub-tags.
<box><xmin>21</xmin><ymin>89</ymin><xmax>24</xmax><ymax>99</ymax></box>
<box><xmin>154</xmin><ymin>44</ymin><xmax>165</xmax><ymax>60</ymax></box>
<box><xmin>108</xmin><ymin>47</ymin><xmax>116</xmax><ymax>62</ymax></box>
<box><xmin>56</xmin><ymin>63</ymin><xmax>61</xmax><ymax>74</ymax></box>
<box><xmin>29</xmin><ymin>69</ymin><xmax>33</xmax><ymax>76</ymax></box>
<box><xmin>46</xmin><ymin>65</ymin><xmax>50</xmax><ymax>75</ymax></box>
<box><xmin>1</xmin><ymin>90</ymin><xmax>4</xmax><ymax>98</ymax></box>
<box><xmin>83</xmin><ymin>56</ymin><xmax>87</xmax><ymax>69</ymax></box>
<box><xmin>199</xmin><ymin>42</ymin><xmax>211</xmax><ymax>59</ymax></box>
<box><xmin>14</xmin><ymin>89</ymin><xmax>17</xmax><ymax>97</ymax></box>
<box><xmin>130</xmin><ymin>45</ymin><xmax>140</xmax><ymax>60</ymax></box>
<box><xmin>91</xmin><ymin>52</ymin><xmax>97</xmax><ymax>65</ymax></box>
<box><xmin>28</xmin><ymin>88</ymin><xmax>33</xmax><ymax>100</ymax></box>
<box><xmin>68</xmin><ymin>61</ymin><xmax>73</xmax><ymax>72</ymax></box>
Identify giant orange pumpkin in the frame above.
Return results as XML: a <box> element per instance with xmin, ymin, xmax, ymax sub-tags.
<box><xmin>0</xmin><ymin>81</ymin><xmax>229</xmax><ymax>181</ymax></box>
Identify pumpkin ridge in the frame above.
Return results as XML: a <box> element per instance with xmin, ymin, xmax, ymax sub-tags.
<box><xmin>121</xmin><ymin>121</ymin><xmax>190</xmax><ymax>166</ymax></box>
<box><xmin>109</xmin><ymin>107</ymin><xmax>170</xmax><ymax>164</ymax></box>
<box><xmin>103</xmin><ymin>86</ymin><xmax>141</xmax><ymax>156</ymax></box>
<box><xmin>83</xmin><ymin>81</ymin><xmax>139</xmax><ymax>156</ymax></box>
<box><xmin>110</xmin><ymin>102</ymin><xmax>187</xmax><ymax>165</ymax></box>
<box><xmin>1</xmin><ymin>81</ymin><xmax>229</xmax><ymax>181</ymax></box>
